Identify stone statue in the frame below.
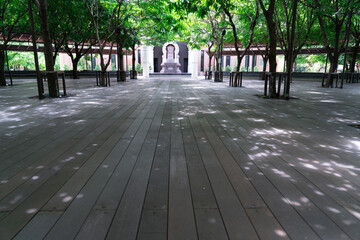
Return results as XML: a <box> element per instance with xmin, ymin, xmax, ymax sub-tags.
<box><xmin>160</xmin><ymin>43</ymin><xmax>181</xmax><ymax>74</ymax></box>
<box><xmin>167</xmin><ymin>45</ymin><xmax>175</xmax><ymax>60</ymax></box>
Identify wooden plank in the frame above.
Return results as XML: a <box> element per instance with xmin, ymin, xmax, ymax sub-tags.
<box><xmin>75</xmin><ymin>210</ymin><xmax>115</xmax><ymax>240</ymax></box>
<box><xmin>246</xmin><ymin>208</ymin><xmax>290</xmax><ymax>240</ymax></box>
<box><xmin>0</xmin><ymin>100</ymin><xmax>139</xmax><ymax>197</ymax></box>
<box><xmin>167</xmin><ymin>100</ymin><xmax>197</xmax><ymax>240</ymax></box>
<box><xmin>0</xmin><ymin>98</ymin><xmax>153</xmax><ymax>239</ymax></box>
<box><xmin>195</xmin><ymin>119</ymin><xmax>259</xmax><ymax>240</ymax></box>
<box><xmin>99</xmin><ymin>100</ymin><xmax>164</xmax><ymax>239</ymax></box>
<box><xmin>181</xmin><ymin>116</ymin><xmax>218</xmax><ymax>209</ymax></box>
<box><xmin>202</xmin><ymin>116</ymin><xmax>320</xmax><ymax>240</ymax></box>
<box><xmin>138</xmin><ymin>100</ymin><xmax>171</xmax><ymax>239</ymax></box>
<box><xmin>42</xmin><ymin>101</ymin><xmax>141</xmax><ymax>211</ymax></box>
<box><xmin>205</xmin><ymin>96</ymin><xmax>360</xmax><ymax>238</ymax></box>
<box><xmin>43</xmin><ymin>117</ymin><xmax>154</xmax><ymax>240</ymax></box>
<box><xmin>0</xmin><ymin>212</ymin><xmax>9</xmax><ymax>222</ymax></box>
<box><xmin>13</xmin><ymin>211</ymin><xmax>62</xmax><ymax>240</ymax></box>
<box><xmin>0</xmin><ymin>104</ymin><xmax>134</xmax><ymax>211</ymax></box>
<box><xmin>195</xmin><ymin>209</ymin><xmax>229</xmax><ymax>240</ymax></box>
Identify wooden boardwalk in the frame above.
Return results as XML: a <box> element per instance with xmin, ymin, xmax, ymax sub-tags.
<box><xmin>0</xmin><ymin>76</ymin><xmax>359</xmax><ymax>240</ymax></box>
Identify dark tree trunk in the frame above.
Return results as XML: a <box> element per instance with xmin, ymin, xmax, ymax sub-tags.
<box><xmin>72</xmin><ymin>58</ymin><xmax>80</xmax><ymax>79</ymax></box>
<box><xmin>119</xmin><ymin>50</ymin><xmax>124</xmax><ymax>71</ymax></box>
<box><xmin>215</xmin><ymin>56</ymin><xmax>220</xmax><ymax>71</ymax></box>
<box><xmin>0</xmin><ymin>50</ymin><xmax>6</xmax><ymax>86</ymax></box>
<box><xmin>284</xmin><ymin>0</ymin><xmax>298</xmax><ymax>100</ymax></box>
<box><xmin>38</xmin><ymin>0</ymin><xmax>59</xmax><ymax>97</ymax></box>
<box><xmin>132</xmin><ymin>45</ymin><xmax>136</xmax><ymax>71</ymax></box>
<box><xmin>208</xmin><ymin>55</ymin><xmax>213</xmax><ymax>79</ymax></box>
<box><xmin>262</xmin><ymin>56</ymin><xmax>268</xmax><ymax>80</ymax></box>
<box><xmin>259</xmin><ymin>0</ymin><xmax>277</xmax><ymax>97</ymax></box>
<box><xmin>101</xmin><ymin>70</ymin><xmax>107</xmax><ymax>86</ymax></box>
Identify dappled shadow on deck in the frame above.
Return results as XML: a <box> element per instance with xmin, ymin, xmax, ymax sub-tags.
<box><xmin>0</xmin><ymin>76</ymin><xmax>359</xmax><ymax>239</ymax></box>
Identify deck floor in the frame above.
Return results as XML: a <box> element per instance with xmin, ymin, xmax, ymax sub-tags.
<box><xmin>0</xmin><ymin>76</ymin><xmax>359</xmax><ymax>240</ymax></box>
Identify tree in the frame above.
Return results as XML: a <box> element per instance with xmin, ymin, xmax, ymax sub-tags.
<box><xmin>180</xmin><ymin>13</ymin><xmax>215</xmax><ymax>76</ymax></box>
<box><xmin>275</xmin><ymin>0</ymin><xmax>315</xmax><ymax>98</ymax></box>
<box><xmin>59</xmin><ymin>0</ymin><xmax>94</xmax><ymax>79</ymax></box>
<box><xmin>0</xmin><ymin>0</ymin><xmax>28</xmax><ymax>86</ymax></box>
<box><xmin>349</xmin><ymin>11</ymin><xmax>360</xmax><ymax>73</ymax></box>
<box><xmin>257</xmin><ymin>0</ymin><xmax>277</xmax><ymax>97</ymax></box>
<box><xmin>34</xmin><ymin>0</ymin><xmax>59</xmax><ymax>97</ymax></box>
<box><xmin>216</xmin><ymin>0</ymin><xmax>259</xmax><ymax>73</ymax></box>
<box><xmin>85</xmin><ymin>0</ymin><xmax>123</xmax><ymax>86</ymax></box>
<box><xmin>311</xmin><ymin>0</ymin><xmax>355</xmax><ymax>87</ymax></box>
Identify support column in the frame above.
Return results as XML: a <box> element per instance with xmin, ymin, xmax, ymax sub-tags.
<box><xmin>189</xmin><ymin>48</ymin><xmax>199</xmax><ymax>78</ymax></box>
<box><xmin>149</xmin><ymin>46</ymin><xmax>154</xmax><ymax>73</ymax></box>
<box><xmin>141</xmin><ymin>45</ymin><xmax>150</xmax><ymax>78</ymax></box>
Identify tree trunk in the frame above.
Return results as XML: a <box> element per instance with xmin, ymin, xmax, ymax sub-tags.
<box><xmin>208</xmin><ymin>55</ymin><xmax>213</xmax><ymax>79</ymax></box>
<box><xmin>215</xmin><ymin>56</ymin><xmax>220</xmax><ymax>71</ymax></box>
<box><xmin>326</xmin><ymin>55</ymin><xmax>339</xmax><ymax>87</ymax></box>
<box><xmin>38</xmin><ymin>0</ymin><xmax>59</xmax><ymax>97</ymax></box>
<box><xmin>101</xmin><ymin>70</ymin><xmax>106</xmax><ymax>86</ymax></box>
<box><xmin>131</xmin><ymin>45</ymin><xmax>136</xmax><ymax>79</ymax></box>
<box><xmin>208</xmin><ymin>55</ymin><xmax>212</xmax><ymax>72</ymax></box>
<box><xmin>72</xmin><ymin>58</ymin><xmax>80</xmax><ymax>79</ymax></box>
<box><xmin>262</xmin><ymin>57</ymin><xmax>268</xmax><ymax>80</ymax></box>
<box><xmin>284</xmin><ymin>0</ymin><xmax>298</xmax><ymax>100</ymax></box>
<box><xmin>119</xmin><ymin>50</ymin><xmax>124</xmax><ymax>71</ymax></box>
<box><xmin>132</xmin><ymin>45</ymin><xmax>136</xmax><ymax>70</ymax></box>
<box><xmin>0</xmin><ymin>50</ymin><xmax>6</xmax><ymax>86</ymax></box>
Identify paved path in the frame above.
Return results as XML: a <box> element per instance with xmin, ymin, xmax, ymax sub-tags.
<box><xmin>0</xmin><ymin>76</ymin><xmax>359</xmax><ymax>240</ymax></box>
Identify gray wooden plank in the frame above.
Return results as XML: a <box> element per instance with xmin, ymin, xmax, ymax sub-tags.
<box><xmin>42</xmin><ymin>103</ymin><xmax>139</xmax><ymax>211</ymax></box>
<box><xmin>202</xmin><ymin>116</ymin><xmax>321</xmax><ymax>239</ymax></box>
<box><xmin>195</xmin><ymin>119</ymin><xmax>259</xmax><ymax>240</ymax></box>
<box><xmin>195</xmin><ymin>209</ymin><xmax>229</xmax><ymax>240</ymax></box>
<box><xmin>102</xmin><ymin>100</ymin><xmax>164</xmax><ymax>239</ymax></box>
<box><xmin>137</xmin><ymin>100</ymin><xmax>171</xmax><ymax>238</ymax></box>
<box><xmin>167</xmin><ymin>100</ymin><xmax>197</xmax><ymax>240</ymax></box>
<box><xmin>137</xmin><ymin>232</ymin><xmax>167</xmax><ymax>240</ymax></box>
<box><xmin>181</xmin><ymin>116</ymin><xmax>218</xmax><ymax>209</ymax></box>
<box><xmin>205</xmin><ymin>96</ymin><xmax>360</xmax><ymax>239</ymax></box>
<box><xmin>246</xmin><ymin>208</ymin><xmax>290</xmax><ymax>240</ymax></box>
<box><xmin>13</xmin><ymin>211</ymin><xmax>62</xmax><ymax>240</ymax></box>
<box><xmin>43</xmin><ymin>119</ymin><xmax>153</xmax><ymax>240</ymax></box>
<box><xmin>75</xmin><ymin>210</ymin><xmax>115</xmax><ymax>240</ymax></box>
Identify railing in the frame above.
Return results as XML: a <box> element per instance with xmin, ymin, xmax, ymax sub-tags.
<box><xmin>229</xmin><ymin>72</ymin><xmax>243</xmax><ymax>87</ymax></box>
<box><xmin>264</xmin><ymin>72</ymin><xmax>289</xmax><ymax>98</ymax></box>
<box><xmin>95</xmin><ymin>71</ymin><xmax>111</xmax><ymax>87</ymax></box>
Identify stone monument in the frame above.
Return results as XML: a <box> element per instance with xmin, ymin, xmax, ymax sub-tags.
<box><xmin>160</xmin><ymin>43</ymin><xmax>181</xmax><ymax>73</ymax></box>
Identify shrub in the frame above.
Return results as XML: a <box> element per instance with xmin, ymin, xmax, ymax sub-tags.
<box><xmin>95</xmin><ymin>65</ymin><xmax>100</xmax><ymax>71</ymax></box>
<box><xmin>253</xmin><ymin>66</ymin><xmax>259</xmax><ymax>72</ymax></box>
<box><xmin>225</xmin><ymin>65</ymin><xmax>232</xmax><ymax>72</ymax></box>
<box><xmin>135</xmin><ymin>63</ymin><xmax>143</xmax><ymax>73</ymax></box>
<box><xmin>63</xmin><ymin>64</ymin><xmax>69</xmax><ymax>71</ymax></box>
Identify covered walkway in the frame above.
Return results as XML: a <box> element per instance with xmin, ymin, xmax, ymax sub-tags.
<box><xmin>0</xmin><ymin>76</ymin><xmax>359</xmax><ymax>239</ymax></box>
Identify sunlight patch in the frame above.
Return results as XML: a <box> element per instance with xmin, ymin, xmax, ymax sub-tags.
<box><xmin>26</xmin><ymin>208</ymin><xmax>38</xmax><ymax>214</ymax></box>
<box><xmin>274</xmin><ymin>229</ymin><xmax>287</xmax><ymax>238</ymax></box>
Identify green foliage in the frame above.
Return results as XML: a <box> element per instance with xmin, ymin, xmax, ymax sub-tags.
<box><xmin>112</xmin><ymin>64</ymin><xmax>116</xmax><ymax>71</ymax></box>
<box><xmin>6</xmin><ymin>51</ymin><xmax>46</xmax><ymax>70</ymax></box>
<box><xmin>135</xmin><ymin>63</ymin><xmax>143</xmax><ymax>73</ymax></box>
<box><xmin>95</xmin><ymin>65</ymin><xmax>100</xmax><ymax>71</ymax></box>
<box><xmin>253</xmin><ymin>66</ymin><xmax>259</xmax><ymax>72</ymax></box>
<box><xmin>241</xmin><ymin>66</ymin><xmax>245</xmax><ymax>71</ymax></box>
<box><xmin>63</xmin><ymin>64</ymin><xmax>69</xmax><ymax>71</ymax></box>
<box><xmin>225</xmin><ymin>65</ymin><xmax>231</xmax><ymax>72</ymax></box>
<box><xmin>54</xmin><ymin>58</ymin><xmax>61</xmax><ymax>71</ymax></box>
